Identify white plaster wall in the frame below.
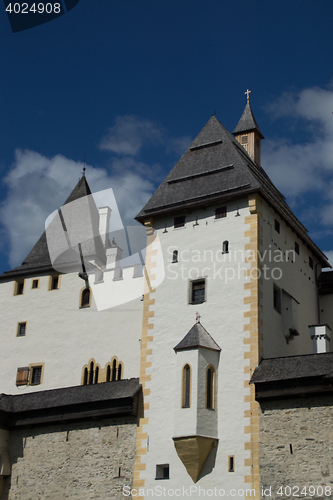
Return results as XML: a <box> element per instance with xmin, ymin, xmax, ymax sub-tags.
<box><xmin>140</xmin><ymin>200</ymin><xmax>253</xmax><ymax>495</ymax></box>
<box><xmin>196</xmin><ymin>348</ymin><xmax>219</xmax><ymax>438</ymax></box>
<box><xmin>260</xmin><ymin>201</ymin><xmax>320</xmax><ymax>357</ymax></box>
<box><xmin>0</xmin><ymin>269</ymin><xmax>143</xmax><ymax>394</ymax></box>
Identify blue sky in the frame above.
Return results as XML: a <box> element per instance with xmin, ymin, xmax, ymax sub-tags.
<box><xmin>1</xmin><ymin>0</ymin><xmax>333</xmax><ymax>273</ymax></box>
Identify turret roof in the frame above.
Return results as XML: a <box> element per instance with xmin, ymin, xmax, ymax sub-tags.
<box><xmin>174</xmin><ymin>322</ymin><xmax>221</xmax><ymax>352</ymax></box>
<box><xmin>0</xmin><ymin>176</ymin><xmax>100</xmax><ymax>279</ymax></box>
<box><xmin>232</xmin><ymin>102</ymin><xmax>264</xmax><ymax>138</ymax></box>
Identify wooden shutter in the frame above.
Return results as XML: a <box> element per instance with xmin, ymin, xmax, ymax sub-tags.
<box><xmin>16</xmin><ymin>367</ymin><xmax>29</xmax><ymax>386</ymax></box>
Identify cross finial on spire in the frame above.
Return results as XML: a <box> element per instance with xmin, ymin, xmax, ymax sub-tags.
<box><xmin>196</xmin><ymin>311</ymin><xmax>201</xmax><ymax>324</ymax></box>
<box><xmin>82</xmin><ymin>152</ymin><xmax>86</xmax><ymax>178</ymax></box>
<box><xmin>245</xmin><ymin>89</ymin><xmax>251</xmax><ymax>103</ymax></box>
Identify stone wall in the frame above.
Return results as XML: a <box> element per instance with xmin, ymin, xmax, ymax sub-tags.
<box><xmin>0</xmin><ymin>416</ymin><xmax>137</xmax><ymax>500</ymax></box>
<box><xmin>259</xmin><ymin>396</ymin><xmax>333</xmax><ymax>500</ymax></box>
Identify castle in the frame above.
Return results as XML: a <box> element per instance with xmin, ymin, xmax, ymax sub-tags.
<box><xmin>0</xmin><ymin>97</ymin><xmax>332</xmax><ymax>500</ymax></box>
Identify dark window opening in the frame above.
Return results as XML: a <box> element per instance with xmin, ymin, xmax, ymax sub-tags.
<box><xmin>182</xmin><ymin>365</ymin><xmax>191</xmax><ymax>408</ymax></box>
<box><xmin>156</xmin><ymin>464</ymin><xmax>170</xmax><ymax>480</ymax></box>
<box><xmin>32</xmin><ymin>279</ymin><xmax>39</xmax><ymax>289</ymax></box>
<box><xmin>106</xmin><ymin>364</ymin><xmax>111</xmax><ymax>382</ymax></box>
<box><xmin>89</xmin><ymin>361</ymin><xmax>94</xmax><ymax>385</ymax></box>
<box><xmin>15</xmin><ymin>280</ymin><xmax>24</xmax><ymax>295</ymax></box>
<box><xmin>206</xmin><ymin>367</ymin><xmax>214</xmax><ymax>409</ymax></box>
<box><xmin>228</xmin><ymin>456</ymin><xmax>235</xmax><ymax>472</ymax></box>
<box><xmin>274</xmin><ymin>219</ymin><xmax>280</xmax><ymax>233</ymax></box>
<box><xmin>222</xmin><ymin>240</ymin><xmax>229</xmax><ymax>254</ymax></box>
<box><xmin>31</xmin><ymin>366</ymin><xmax>42</xmax><ymax>385</ymax></box>
<box><xmin>309</xmin><ymin>257</ymin><xmax>313</xmax><ymax>269</ymax></box>
<box><xmin>112</xmin><ymin>359</ymin><xmax>117</xmax><ymax>381</ymax></box>
<box><xmin>118</xmin><ymin>364</ymin><xmax>122</xmax><ymax>380</ymax></box>
<box><xmin>83</xmin><ymin>367</ymin><xmax>88</xmax><ymax>385</ymax></box>
<box><xmin>273</xmin><ymin>284</ymin><xmax>281</xmax><ymax>313</ymax></box>
<box><xmin>172</xmin><ymin>250</ymin><xmax>178</xmax><ymax>263</ymax></box>
<box><xmin>215</xmin><ymin>206</ymin><xmax>227</xmax><ymax>219</ymax></box>
<box><xmin>174</xmin><ymin>216</ymin><xmax>185</xmax><ymax>228</ymax></box>
<box><xmin>81</xmin><ymin>288</ymin><xmax>91</xmax><ymax>307</ymax></box>
<box><xmin>295</xmin><ymin>242</ymin><xmax>299</xmax><ymax>255</ymax></box>
<box><xmin>50</xmin><ymin>276</ymin><xmax>59</xmax><ymax>290</ymax></box>
<box><xmin>17</xmin><ymin>322</ymin><xmax>26</xmax><ymax>337</ymax></box>
<box><xmin>191</xmin><ymin>280</ymin><xmax>205</xmax><ymax>304</ymax></box>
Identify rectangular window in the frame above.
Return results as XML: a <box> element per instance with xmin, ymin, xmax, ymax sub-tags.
<box><xmin>49</xmin><ymin>275</ymin><xmax>60</xmax><ymax>290</ymax></box>
<box><xmin>156</xmin><ymin>464</ymin><xmax>170</xmax><ymax>480</ymax></box>
<box><xmin>241</xmin><ymin>135</ymin><xmax>248</xmax><ymax>144</ymax></box>
<box><xmin>274</xmin><ymin>219</ymin><xmax>280</xmax><ymax>233</ymax></box>
<box><xmin>309</xmin><ymin>256</ymin><xmax>313</xmax><ymax>269</ymax></box>
<box><xmin>30</xmin><ymin>366</ymin><xmax>42</xmax><ymax>385</ymax></box>
<box><xmin>191</xmin><ymin>279</ymin><xmax>206</xmax><ymax>304</ymax></box>
<box><xmin>273</xmin><ymin>284</ymin><xmax>281</xmax><ymax>313</ymax></box>
<box><xmin>228</xmin><ymin>456</ymin><xmax>235</xmax><ymax>472</ymax></box>
<box><xmin>14</xmin><ymin>280</ymin><xmax>25</xmax><ymax>295</ymax></box>
<box><xmin>295</xmin><ymin>242</ymin><xmax>299</xmax><ymax>255</ymax></box>
<box><xmin>31</xmin><ymin>279</ymin><xmax>39</xmax><ymax>289</ymax></box>
<box><xmin>17</xmin><ymin>322</ymin><xmax>27</xmax><ymax>337</ymax></box>
<box><xmin>215</xmin><ymin>206</ymin><xmax>227</xmax><ymax>219</ymax></box>
<box><xmin>174</xmin><ymin>216</ymin><xmax>185</xmax><ymax>228</ymax></box>
<box><xmin>16</xmin><ymin>367</ymin><xmax>29</xmax><ymax>386</ymax></box>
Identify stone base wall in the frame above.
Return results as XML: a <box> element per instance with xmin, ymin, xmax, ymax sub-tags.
<box><xmin>259</xmin><ymin>396</ymin><xmax>333</xmax><ymax>500</ymax></box>
<box><xmin>0</xmin><ymin>416</ymin><xmax>137</xmax><ymax>500</ymax></box>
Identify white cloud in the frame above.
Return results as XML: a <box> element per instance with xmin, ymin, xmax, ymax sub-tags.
<box><xmin>1</xmin><ymin>149</ymin><xmax>154</xmax><ymax>268</ymax></box>
<box><xmin>262</xmin><ymin>85</ymin><xmax>333</xmax><ymax>248</ymax></box>
<box><xmin>99</xmin><ymin>115</ymin><xmax>191</xmax><ymax>158</ymax></box>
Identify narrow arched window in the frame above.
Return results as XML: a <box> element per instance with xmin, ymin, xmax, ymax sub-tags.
<box><xmin>83</xmin><ymin>367</ymin><xmax>88</xmax><ymax>385</ymax></box>
<box><xmin>222</xmin><ymin>240</ymin><xmax>229</xmax><ymax>254</ymax></box>
<box><xmin>106</xmin><ymin>364</ymin><xmax>111</xmax><ymax>382</ymax></box>
<box><xmin>94</xmin><ymin>366</ymin><xmax>99</xmax><ymax>384</ymax></box>
<box><xmin>81</xmin><ymin>287</ymin><xmax>91</xmax><ymax>308</ymax></box>
<box><xmin>118</xmin><ymin>364</ymin><xmax>122</xmax><ymax>380</ymax></box>
<box><xmin>206</xmin><ymin>366</ymin><xmax>215</xmax><ymax>409</ymax></box>
<box><xmin>182</xmin><ymin>364</ymin><xmax>191</xmax><ymax>408</ymax></box>
<box><xmin>112</xmin><ymin>359</ymin><xmax>117</xmax><ymax>381</ymax></box>
<box><xmin>172</xmin><ymin>250</ymin><xmax>178</xmax><ymax>263</ymax></box>
<box><xmin>89</xmin><ymin>361</ymin><xmax>94</xmax><ymax>385</ymax></box>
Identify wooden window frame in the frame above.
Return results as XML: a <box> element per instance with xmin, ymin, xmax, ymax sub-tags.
<box><xmin>31</xmin><ymin>279</ymin><xmax>39</xmax><ymax>289</ymax></box>
<box><xmin>16</xmin><ymin>367</ymin><xmax>29</xmax><ymax>386</ymax></box>
<box><xmin>14</xmin><ymin>279</ymin><xmax>25</xmax><ymax>296</ymax></box>
<box><xmin>29</xmin><ymin>363</ymin><xmax>44</xmax><ymax>386</ymax></box>
<box><xmin>190</xmin><ymin>279</ymin><xmax>206</xmax><ymax>304</ymax></box>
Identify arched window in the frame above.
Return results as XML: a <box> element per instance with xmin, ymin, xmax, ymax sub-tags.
<box><xmin>172</xmin><ymin>250</ymin><xmax>178</xmax><ymax>263</ymax></box>
<box><xmin>94</xmin><ymin>366</ymin><xmax>99</xmax><ymax>384</ymax></box>
<box><xmin>83</xmin><ymin>367</ymin><xmax>88</xmax><ymax>385</ymax></box>
<box><xmin>117</xmin><ymin>363</ymin><xmax>122</xmax><ymax>380</ymax></box>
<box><xmin>80</xmin><ymin>287</ymin><xmax>91</xmax><ymax>308</ymax></box>
<box><xmin>112</xmin><ymin>358</ymin><xmax>117</xmax><ymax>381</ymax></box>
<box><xmin>206</xmin><ymin>366</ymin><xmax>215</xmax><ymax>409</ymax></box>
<box><xmin>106</xmin><ymin>364</ymin><xmax>111</xmax><ymax>382</ymax></box>
<box><xmin>182</xmin><ymin>364</ymin><xmax>191</xmax><ymax>408</ymax></box>
<box><xmin>89</xmin><ymin>361</ymin><xmax>94</xmax><ymax>385</ymax></box>
<box><xmin>222</xmin><ymin>240</ymin><xmax>229</xmax><ymax>254</ymax></box>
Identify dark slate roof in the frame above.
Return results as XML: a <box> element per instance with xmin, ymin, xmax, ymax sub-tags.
<box><xmin>318</xmin><ymin>271</ymin><xmax>333</xmax><ymax>295</ymax></box>
<box><xmin>232</xmin><ymin>102</ymin><xmax>264</xmax><ymax>138</ymax></box>
<box><xmin>174</xmin><ymin>322</ymin><xmax>221</xmax><ymax>352</ymax></box>
<box><xmin>0</xmin><ymin>378</ymin><xmax>141</xmax><ymax>428</ymax></box>
<box><xmin>136</xmin><ymin>115</ymin><xmax>329</xmax><ymax>267</ymax></box>
<box><xmin>251</xmin><ymin>353</ymin><xmax>333</xmax><ymax>384</ymax></box>
<box><xmin>0</xmin><ymin>176</ymin><xmax>104</xmax><ymax>280</ymax></box>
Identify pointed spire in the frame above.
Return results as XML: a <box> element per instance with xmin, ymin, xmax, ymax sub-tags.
<box><xmin>233</xmin><ymin>94</ymin><xmax>264</xmax><ymax>167</ymax></box>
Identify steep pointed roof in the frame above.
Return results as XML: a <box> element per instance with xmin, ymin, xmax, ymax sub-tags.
<box><xmin>136</xmin><ymin>115</ymin><xmax>329</xmax><ymax>267</ymax></box>
<box><xmin>174</xmin><ymin>322</ymin><xmax>221</xmax><ymax>352</ymax></box>
<box><xmin>1</xmin><ymin>176</ymin><xmax>101</xmax><ymax>279</ymax></box>
<box><xmin>233</xmin><ymin>102</ymin><xmax>264</xmax><ymax>139</ymax></box>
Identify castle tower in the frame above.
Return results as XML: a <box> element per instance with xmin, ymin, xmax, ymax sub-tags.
<box><xmin>133</xmin><ymin>107</ymin><xmax>329</xmax><ymax>499</ymax></box>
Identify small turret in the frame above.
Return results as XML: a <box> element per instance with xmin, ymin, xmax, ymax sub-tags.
<box><xmin>233</xmin><ymin>89</ymin><xmax>264</xmax><ymax>167</ymax></box>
